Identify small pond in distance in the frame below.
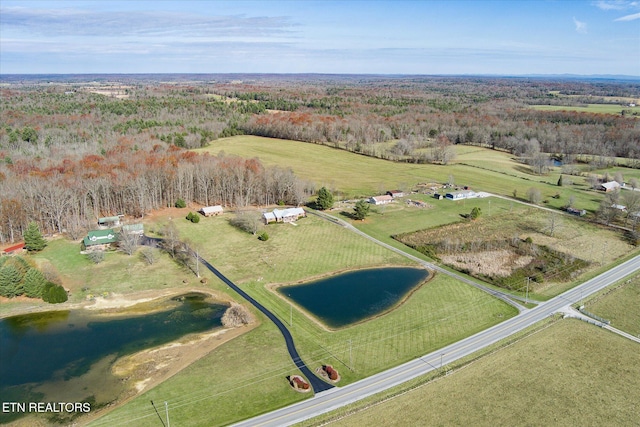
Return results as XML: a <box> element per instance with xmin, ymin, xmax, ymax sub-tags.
<box><xmin>278</xmin><ymin>267</ymin><xmax>429</xmax><ymax>329</ymax></box>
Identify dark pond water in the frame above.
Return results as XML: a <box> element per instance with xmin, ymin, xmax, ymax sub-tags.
<box><xmin>278</xmin><ymin>267</ymin><xmax>429</xmax><ymax>329</ymax></box>
<box><xmin>0</xmin><ymin>292</ymin><xmax>227</xmax><ymax>418</ymax></box>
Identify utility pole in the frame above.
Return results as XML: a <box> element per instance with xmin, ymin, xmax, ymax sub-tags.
<box><xmin>525</xmin><ymin>277</ymin><xmax>530</xmax><ymax>304</ymax></box>
<box><xmin>290</xmin><ymin>303</ymin><xmax>293</xmax><ymax>327</ymax></box>
<box><xmin>165</xmin><ymin>401</ymin><xmax>170</xmax><ymax>427</ymax></box>
<box><xmin>348</xmin><ymin>339</ymin><xmax>353</xmax><ymax>371</ymax></box>
<box><xmin>195</xmin><ymin>248</ymin><xmax>200</xmax><ymax>278</ymax></box>
<box><xmin>440</xmin><ymin>353</ymin><xmax>444</xmax><ymax>371</ymax></box>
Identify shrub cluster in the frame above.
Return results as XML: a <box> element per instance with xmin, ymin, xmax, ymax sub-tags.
<box><xmin>186</xmin><ymin>212</ymin><xmax>200</xmax><ymax>223</ymax></box>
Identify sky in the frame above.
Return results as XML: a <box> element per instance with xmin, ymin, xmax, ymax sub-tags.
<box><xmin>1</xmin><ymin>0</ymin><xmax>639</xmax><ymax>76</ymax></box>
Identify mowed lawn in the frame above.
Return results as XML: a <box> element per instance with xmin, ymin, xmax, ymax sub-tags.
<box><xmin>196</xmin><ymin>136</ymin><xmax>607</xmax><ymax>213</ymax></box>
<box><xmin>586</xmin><ymin>273</ymin><xmax>640</xmax><ymax>337</ymax></box>
<box><xmin>316</xmin><ymin>320</ymin><xmax>640</xmax><ymax>427</ymax></box>
<box><xmin>89</xmin><ymin>211</ymin><xmax>518</xmax><ymax>426</ymax></box>
<box><xmin>151</xmin><ymin>210</ymin><xmax>519</xmax><ymax>380</ymax></box>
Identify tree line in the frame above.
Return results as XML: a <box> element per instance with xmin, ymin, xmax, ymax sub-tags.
<box><xmin>0</xmin><ymin>145</ymin><xmax>312</xmax><ymax>243</ymax></box>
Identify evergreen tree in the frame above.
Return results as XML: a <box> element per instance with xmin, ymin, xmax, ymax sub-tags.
<box><xmin>24</xmin><ymin>221</ymin><xmax>46</xmax><ymax>252</ymax></box>
<box><xmin>42</xmin><ymin>282</ymin><xmax>68</xmax><ymax>304</ymax></box>
<box><xmin>0</xmin><ymin>265</ymin><xmax>24</xmax><ymax>297</ymax></box>
<box><xmin>470</xmin><ymin>207</ymin><xmax>482</xmax><ymax>220</ymax></box>
<box><xmin>23</xmin><ymin>268</ymin><xmax>46</xmax><ymax>298</ymax></box>
<box><xmin>557</xmin><ymin>174</ymin><xmax>563</xmax><ymax>187</ymax></box>
<box><xmin>353</xmin><ymin>200</ymin><xmax>371</xmax><ymax>220</ymax></box>
<box><xmin>316</xmin><ymin>187</ymin><xmax>334</xmax><ymax>210</ymax></box>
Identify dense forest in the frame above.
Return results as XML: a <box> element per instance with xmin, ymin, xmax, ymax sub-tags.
<box><xmin>1</xmin><ymin>74</ymin><xmax>639</xmax><ymax>243</ymax></box>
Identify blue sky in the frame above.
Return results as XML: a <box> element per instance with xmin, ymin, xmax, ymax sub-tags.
<box><xmin>1</xmin><ymin>0</ymin><xmax>639</xmax><ymax>76</ymax></box>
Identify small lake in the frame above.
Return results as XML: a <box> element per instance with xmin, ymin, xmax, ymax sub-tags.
<box><xmin>0</xmin><ymin>292</ymin><xmax>227</xmax><ymax>423</ymax></box>
<box><xmin>278</xmin><ymin>267</ymin><xmax>429</xmax><ymax>329</ymax></box>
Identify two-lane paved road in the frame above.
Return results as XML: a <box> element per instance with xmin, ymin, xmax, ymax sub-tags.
<box><xmin>233</xmin><ymin>254</ymin><xmax>640</xmax><ymax>427</ymax></box>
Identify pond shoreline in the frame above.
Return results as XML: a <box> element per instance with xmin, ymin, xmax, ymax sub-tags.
<box><xmin>0</xmin><ymin>287</ymin><xmax>233</xmax><ymax>319</ymax></box>
<box><xmin>0</xmin><ymin>288</ymin><xmax>260</xmax><ymax>426</ymax></box>
<box><xmin>266</xmin><ymin>264</ymin><xmax>433</xmax><ymax>331</ymax></box>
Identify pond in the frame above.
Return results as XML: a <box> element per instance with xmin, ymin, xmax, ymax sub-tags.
<box><xmin>0</xmin><ymin>293</ymin><xmax>227</xmax><ymax>424</ymax></box>
<box><xmin>278</xmin><ymin>267</ymin><xmax>430</xmax><ymax>329</ymax></box>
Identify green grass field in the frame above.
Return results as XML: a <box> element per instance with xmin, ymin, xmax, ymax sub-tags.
<box><xmin>154</xmin><ymin>211</ymin><xmax>519</xmax><ymax>378</ymax></box>
<box><xmin>586</xmin><ymin>274</ymin><xmax>640</xmax><ymax>337</ymax></box>
<box><xmin>309</xmin><ymin>319</ymin><xmax>640</xmax><ymax>427</ymax></box>
<box><xmin>87</xmin><ymin>211</ymin><xmax>518</xmax><ymax>426</ymax></box>
<box><xmin>530</xmin><ymin>103</ymin><xmax>638</xmax><ymax>115</ymax></box>
<box><xmin>197</xmin><ymin>135</ymin><xmax>608</xmax><ymax>213</ymax></box>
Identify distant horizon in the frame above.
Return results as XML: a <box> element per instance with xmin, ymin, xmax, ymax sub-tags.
<box><xmin>2</xmin><ymin>1</ymin><xmax>639</xmax><ymax>76</ymax></box>
<box><xmin>1</xmin><ymin>72</ymin><xmax>639</xmax><ymax>81</ymax></box>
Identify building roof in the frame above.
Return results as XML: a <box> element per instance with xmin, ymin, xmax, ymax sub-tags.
<box><xmin>263</xmin><ymin>212</ymin><xmax>277</xmax><ymax>221</ymax></box>
<box><xmin>122</xmin><ymin>223</ymin><xmax>144</xmax><ymax>232</ymax></box>
<box><xmin>600</xmin><ymin>181</ymin><xmax>621</xmax><ymax>190</ymax></box>
<box><xmin>83</xmin><ymin>229</ymin><xmax>118</xmax><ymax>246</ymax></box>
<box><xmin>371</xmin><ymin>195</ymin><xmax>393</xmax><ymax>202</ymax></box>
<box><xmin>2</xmin><ymin>242</ymin><xmax>25</xmax><ymax>253</ymax></box>
<box><xmin>273</xmin><ymin>207</ymin><xmax>305</xmax><ymax>218</ymax></box>
<box><xmin>201</xmin><ymin>205</ymin><xmax>223</xmax><ymax>214</ymax></box>
<box><xmin>98</xmin><ymin>216</ymin><xmax>121</xmax><ymax>224</ymax></box>
<box><xmin>447</xmin><ymin>190</ymin><xmax>476</xmax><ymax>198</ymax></box>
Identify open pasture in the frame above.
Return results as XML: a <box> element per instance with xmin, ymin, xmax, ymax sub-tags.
<box><xmin>198</xmin><ymin>136</ymin><xmax>606</xmax><ymax>213</ymax></box>
<box><xmin>530</xmin><ymin>103</ymin><xmax>638</xmax><ymax>115</ymax></box>
<box><xmin>315</xmin><ymin>319</ymin><xmax>640</xmax><ymax>427</ymax></box>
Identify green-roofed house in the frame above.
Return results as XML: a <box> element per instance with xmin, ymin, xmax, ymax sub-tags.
<box><xmin>82</xmin><ymin>229</ymin><xmax>118</xmax><ymax>252</ymax></box>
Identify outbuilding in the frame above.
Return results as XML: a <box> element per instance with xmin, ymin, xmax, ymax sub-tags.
<box><xmin>1</xmin><ymin>242</ymin><xmax>25</xmax><ymax>256</ymax></box>
<box><xmin>369</xmin><ymin>195</ymin><xmax>393</xmax><ymax>205</ymax></box>
<box><xmin>598</xmin><ymin>181</ymin><xmax>621</xmax><ymax>192</ymax></box>
<box><xmin>200</xmin><ymin>205</ymin><xmax>223</xmax><ymax>217</ymax></box>
<box><xmin>445</xmin><ymin>190</ymin><xmax>476</xmax><ymax>200</ymax></box>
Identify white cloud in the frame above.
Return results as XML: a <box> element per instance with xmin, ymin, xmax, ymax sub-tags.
<box><xmin>0</xmin><ymin>6</ymin><xmax>298</xmax><ymax>39</ymax></box>
<box><xmin>593</xmin><ymin>0</ymin><xmax>639</xmax><ymax>11</ymax></box>
<box><xmin>614</xmin><ymin>12</ymin><xmax>640</xmax><ymax>20</ymax></box>
<box><xmin>573</xmin><ymin>17</ymin><xmax>588</xmax><ymax>33</ymax></box>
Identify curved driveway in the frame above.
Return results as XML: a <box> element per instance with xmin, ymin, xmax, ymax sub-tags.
<box><xmin>199</xmin><ymin>258</ymin><xmax>333</xmax><ymax>393</ymax></box>
<box><xmin>141</xmin><ymin>235</ymin><xmax>332</xmax><ymax>393</ymax></box>
<box><xmin>232</xmin><ymin>254</ymin><xmax>640</xmax><ymax>427</ymax></box>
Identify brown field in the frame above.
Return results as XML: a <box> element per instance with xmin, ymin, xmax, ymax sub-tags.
<box><xmin>395</xmin><ymin>208</ymin><xmax>635</xmax><ymax>295</ymax></box>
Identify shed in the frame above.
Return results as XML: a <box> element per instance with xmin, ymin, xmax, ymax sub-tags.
<box><xmin>598</xmin><ymin>181</ymin><xmax>621</xmax><ymax>192</ymax></box>
<box><xmin>1</xmin><ymin>242</ymin><xmax>25</xmax><ymax>256</ymax></box>
<box><xmin>386</xmin><ymin>190</ymin><xmax>405</xmax><ymax>198</ymax></box>
<box><xmin>200</xmin><ymin>205</ymin><xmax>223</xmax><ymax>217</ymax></box>
<box><xmin>122</xmin><ymin>223</ymin><xmax>144</xmax><ymax>235</ymax></box>
<box><xmin>98</xmin><ymin>216</ymin><xmax>121</xmax><ymax>227</ymax></box>
<box><xmin>369</xmin><ymin>195</ymin><xmax>393</xmax><ymax>205</ymax></box>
